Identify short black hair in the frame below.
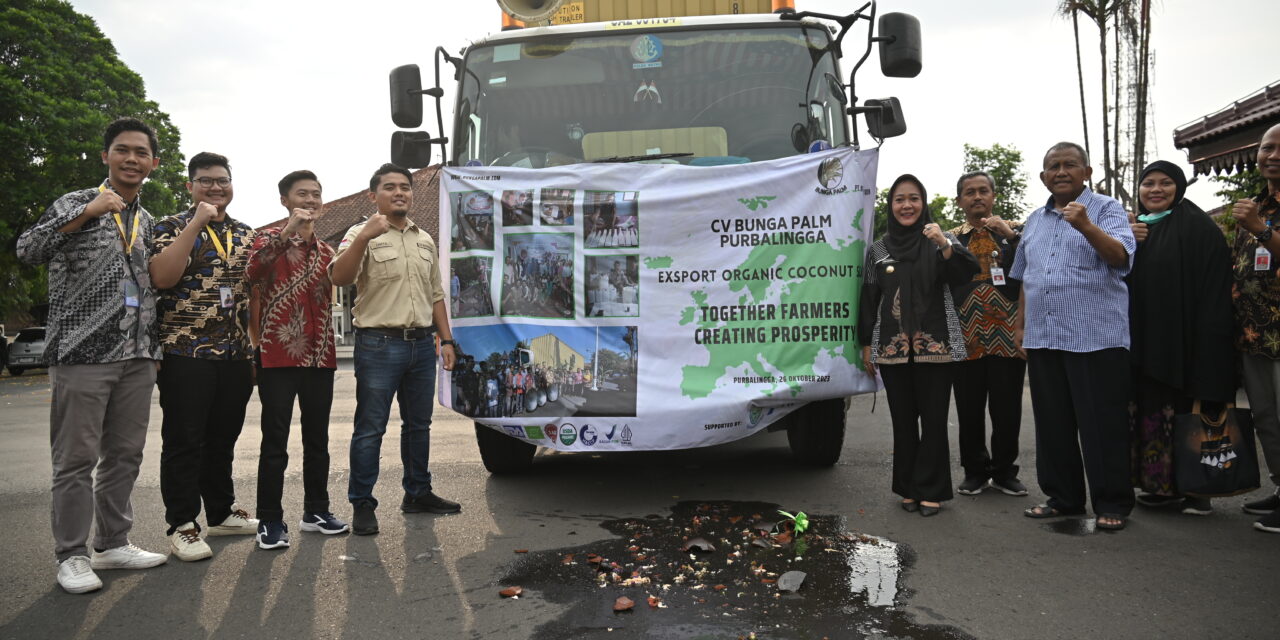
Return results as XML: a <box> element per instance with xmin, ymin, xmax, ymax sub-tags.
<box><xmin>369</xmin><ymin>163</ymin><xmax>413</xmax><ymax>192</ymax></box>
<box><xmin>278</xmin><ymin>170</ymin><xmax>321</xmax><ymax>196</ymax></box>
<box><xmin>103</xmin><ymin>117</ymin><xmax>158</xmax><ymax>155</ymax></box>
<box><xmin>956</xmin><ymin>171</ymin><xmax>996</xmax><ymax>196</ymax></box>
<box><xmin>1043</xmin><ymin>142</ymin><xmax>1089</xmax><ymax>168</ymax></box>
<box><xmin>188</xmin><ymin>151</ymin><xmax>232</xmax><ymax>180</ymax></box>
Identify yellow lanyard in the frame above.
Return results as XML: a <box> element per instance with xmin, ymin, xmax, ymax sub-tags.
<box><xmin>205</xmin><ymin>226</ymin><xmax>233</xmax><ymax>262</ymax></box>
<box><xmin>98</xmin><ymin>184</ymin><xmax>139</xmax><ymax>254</ymax></box>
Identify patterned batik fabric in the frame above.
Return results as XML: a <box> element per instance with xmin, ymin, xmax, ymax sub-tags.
<box><xmin>1129</xmin><ymin>376</ymin><xmax>1192</xmax><ymax>495</ymax></box>
<box><xmin>152</xmin><ymin>210</ymin><xmax>254</xmax><ymax>360</ymax></box>
<box><xmin>246</xmin><ymin>227</ymin><xmax>337</xmax><ymax>369</ymax></box>
<box><xmin>1231</xmin><ymin>192</ymin><xmax>1280</xmax><ymax>358</ymax></box>
<box><xmin>956</xmin><ymin>229</ymin><xmax>1019</xmax><ymax>360</ymax></box>
<box><xmin>864</xmin><ymin>238</ymin><xmax>968</xmax><ymax>365</ymax></box>
<box><xmin>16</xmin><ymin>185</ymin><xmax>160</xmax><ymax>365</ymax></box>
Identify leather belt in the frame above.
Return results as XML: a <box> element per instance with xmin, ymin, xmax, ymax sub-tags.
<box><xmin>359</xmin><ymin>327</ymin><xmax>434</xmax><ymax>341</ymax></box>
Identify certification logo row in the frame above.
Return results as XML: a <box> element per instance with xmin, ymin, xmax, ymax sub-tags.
<box><xmin>495</xmin><ymin>423</ymin><xmax>633</xmax><ymax>447</ymax></box>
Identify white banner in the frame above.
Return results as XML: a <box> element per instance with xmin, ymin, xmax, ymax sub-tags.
<box><xmin>439</xmin><ymin>147</ymin><xmax>879</xmax><ymax>451</ymax></box>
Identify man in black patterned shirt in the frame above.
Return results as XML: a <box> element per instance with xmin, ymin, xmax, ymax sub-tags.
<box><xmin>150</xmin><ymin>152</ymin><xmax>258</xmax><ymax>560</ymax></box>
<box><xmin>17</xmin><ymin>117</ymin><xmax>169</xmax><ymax>593</ymax></box>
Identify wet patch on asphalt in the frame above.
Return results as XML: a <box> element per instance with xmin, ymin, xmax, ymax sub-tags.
<box><xmin>499</xmin><ymin>501</ymin><xmax>973</xmax><ymax>639</ymax></box>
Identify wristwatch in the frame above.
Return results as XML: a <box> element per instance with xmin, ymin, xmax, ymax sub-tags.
<box><xmin>440</xmin><ymin>339</ymin><xmax>457</xmax><ymax>347</ymax></box>
<box><xmin>1256</xmin><ymin>227</ymin><xmax>1273</xmax><ymax>243</ymax></box>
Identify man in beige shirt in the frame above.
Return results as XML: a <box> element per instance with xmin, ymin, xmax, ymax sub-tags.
<box><xmin>330</xmin><ymin>163</ymin><xmax>458</xmax><ymax>536</ymax></box>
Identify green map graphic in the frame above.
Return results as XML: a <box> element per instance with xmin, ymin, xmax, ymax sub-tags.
<box><xmin>678</xmin><ymin>204</ymin><xmax>866</xmax><ymax>399</ymax></box>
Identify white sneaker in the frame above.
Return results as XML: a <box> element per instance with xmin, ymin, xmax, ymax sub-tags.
<box><xmin>170</xmin><ymin>523</ymin><xmax>213</xmax><ymax>562</ymax></box>
<box><xmin>207</xmin><ymin>505</ymin><xmax>259</xmax><ymax>536</ymax></box>
<box><xmin>91</xmin><ymin>543</ymin><xmax>168</xmax><ymax>570</ymax></box>
<box><xmin>57</xmin><ymin>556</ymin><xmax>102</xmax><ymax>594</ymax></box>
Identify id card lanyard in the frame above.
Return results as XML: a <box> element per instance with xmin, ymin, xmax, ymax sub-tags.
<box><xmin>203</xmin><ymin>223</ymin><xmax>236</xmax><ymax>308</ymax></box>
<box><xmin>1256</xmin><ymin>217</ymin><xmax>1273</xmax><ymax>272</ymax></box>
<box><xmin>99</xmin><ymin>184</ymin><xmax>140</xmax><ymax>254</ymax></box>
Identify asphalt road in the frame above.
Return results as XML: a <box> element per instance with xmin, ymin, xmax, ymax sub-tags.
<box><xmin>0</xmin><ymin>365</ymin><xmax>1275</xmax><ymax>639</ymax></box>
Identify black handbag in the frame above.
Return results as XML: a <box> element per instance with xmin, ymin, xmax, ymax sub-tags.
<box><xmin>1172</xmin><ymin>401</ymin><xmax>1261</xmax><ymax>497</ymax></box>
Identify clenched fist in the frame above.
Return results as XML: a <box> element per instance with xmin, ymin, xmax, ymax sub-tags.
<box><xmin>1232</xmin><ymin>199</ymin><xmax>1267</xmax><ymax>235</ymax></box>
<box><xmin>192</xmin><ymin>201</ymin><xmax>218</xmax><ymax>228</ymax></box>
<box><xmin>283</xmin><ymin>207</ymin><xmax>316</xmax><ymax>240</ymax></box>
<box><xmin>359</xmin><ymin>213</ymin><xmax>391</xmax><ymax>240</ymax></box>
<box><xmin>84</xmin><ymin>188</ymin><xmax>126</xmax><ymax>219</ymax></box>
<box><xmin>1062</xmin><ymin>201</ymin><xmax>1092</xmax><ymax>232</ymax></box>
<box><xmin>1128</xmin><ymin>211</ymin><xmax>1148</xmax><ymax>243</ymax></box>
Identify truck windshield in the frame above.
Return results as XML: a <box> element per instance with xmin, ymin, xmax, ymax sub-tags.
<box><xmin>452</xmin><ymin>24</ymin><xmax>847</xmax><ymax>167</ymax></box>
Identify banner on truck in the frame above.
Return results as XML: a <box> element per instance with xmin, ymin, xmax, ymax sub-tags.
<box><xmin>439</xmin><ymin>147</ymin><xmax>879</xmax><ymax>451</ymax></box>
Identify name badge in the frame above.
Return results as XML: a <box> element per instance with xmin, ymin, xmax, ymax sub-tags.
<box><xmin>990</xmin><ymin>266</ymin><xmax>1007</xmax><ymax>286</ymax></box>
<box><xmin>122</xmin><ymin>280</ymin><xmax>140</xmax><ymax>308</ymax></box>
<box><xmin>219</xmin><ymin>286</ymin><xmax>235</xmax><ymax>308</ymax></box>
<box><xmin>1256</xmin><ymin>247</ymin><xmax>1271</xmax><ymax>271</ymax></box>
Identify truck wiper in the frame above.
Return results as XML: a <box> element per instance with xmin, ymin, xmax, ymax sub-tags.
<box><xmin>591</xmin><ymin>152</ymin><xmax>693</xmax><ymax>163</ymax></box>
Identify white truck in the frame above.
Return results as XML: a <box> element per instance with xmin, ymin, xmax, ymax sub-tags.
<box><xmin>387</xmin><ymin>0</ymin><xmax>921</xmax><ymax>473</ymax></box>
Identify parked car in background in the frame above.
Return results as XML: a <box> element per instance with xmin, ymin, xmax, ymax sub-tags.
<box><xmin>0</xmin><ymin>331</ymin><xmax>7</xmax><ymax>373</ymax></box>
<box><xmin>7</xmin><ymin>327</ymin><xmax>47</xmax><ymax>376</ymax></box>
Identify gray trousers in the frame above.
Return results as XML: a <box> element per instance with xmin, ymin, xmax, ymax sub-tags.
<box><xmin>50</xmin><ymin>359</ymin><xmax>156</xmax><ymax>561</ymax></box>
<box><xmin>1240</xmin><ymin>354</ymin><xmax>1280</xmax><ymax>488</ymax></box>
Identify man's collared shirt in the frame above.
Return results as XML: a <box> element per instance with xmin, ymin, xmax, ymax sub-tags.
<box><xmin>247</xmin><ymin>227</ymin><xmax>336</xmax><ymax>369</ymax></box>
<box><xmin>333</xmin><ymin>218</ymin><xmax>445</xmax><ymax>329</ymax></box>
<box><xmin>1231</xmin><ymin>189</ymin><xmax>1280</xmax><ymax>358</ymax></box>
<box><xmin>152</xmin><ymin>209</ymin><xmax>254</xmax><ymax>360</ymax></box>
<box><xmin>953</xmin><ymin>222</ymin><xmax>1022</xmax><ymax>360</ymax></box>
<box><xmin>1010</xmin><ymin>187</ymin><xmax>1135</xmax><ymax>352</ymax></box>
<box><xmin>16</xmin><ymin>181</ymin><xmax>160</xmax><ymax>365</ymax></box>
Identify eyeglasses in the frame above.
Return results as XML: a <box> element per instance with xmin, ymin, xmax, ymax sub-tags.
<box><xmin>193</xmin><ymin>177</ymin><xmax>232</xmax><ymax>188</ymax></box>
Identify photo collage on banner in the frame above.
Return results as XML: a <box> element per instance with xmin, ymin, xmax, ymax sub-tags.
<box><xmin>446</xmin><ymin>182</ymin><xmax>640</xmax><ymax>423</ymax></box>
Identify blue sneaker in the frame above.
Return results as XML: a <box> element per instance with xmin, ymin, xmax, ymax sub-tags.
<box><xmin>256</xmin><ymin>521</ymin><xmax>290</xmax><ymax>550</ymax></box>
<box><xmin>299</xmin><ymin>512</ymin><xmax>351</xmax><ymax>535</ymax></box>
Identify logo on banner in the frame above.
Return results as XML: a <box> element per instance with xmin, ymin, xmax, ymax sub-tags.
<box><xmin>748</xmin><ymin>406</ymin><xmax>765</xmax><ymax>427</ymax></box>
<box><xmin>580</xmin><ymin>424</ymin><xmax>598</xmax><ymax>446</ymax></box>
<box><xmin>621</xmin><ymin>424</ymin><xmax>633</xmax><ymax>446</ymax></box>
<box><xmin>524</xmin><ymin>425</ymin><xmax>545</xmax><ymax>440</ymax></box>
<box><xmin>559</xmin><ymin>425</ymin><xmax>578</xmax><ymax>446</ymax></box>
<box><xmin>503</xmin><ymin>425</ymin><xmax>524</xmax><ymax>438</ymax></box>
<box><xmin>545</xmin><ymin>424</ymin><xmax>559</xmax><ymax>442</ymax></box>
<box><xmin>816</xmin><ymin>157</ymin><xmax>847</xmax><ymax>195</ymax></box>
<box><xmin>604</xmin><ymin>424</ymin><xmax>619</xmax><ymax>441</ymax></box>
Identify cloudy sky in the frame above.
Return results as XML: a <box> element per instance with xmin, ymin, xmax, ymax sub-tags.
<box><xmin>72</xmin><ymin>0</ymin><xmax>1279</xmax><ymax>227</ymax></box>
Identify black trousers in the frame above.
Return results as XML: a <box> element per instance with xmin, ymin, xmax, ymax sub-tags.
<box><xmin>953</xmin><ymin>356</ymin><xmax>1026</xmax><ymax>480</ymax></box>
<box><xmin>1027</xmin><ymin>348</ymin><xmax>1134</xmax><ymax>516</ymax></box>
<box><xmin>158</xmin><ymin>354</ymin><xmax>253</xmax><ymax>532</ymax></box>
<box><xmin>255</xmin><ymin>366</ymin><xmax>335</xmax><ymax>522</ymax></box>
<box><xmin>880</xmin><ymin>362</ymin><xmax>954</xmax><ymax>502</ymax></box>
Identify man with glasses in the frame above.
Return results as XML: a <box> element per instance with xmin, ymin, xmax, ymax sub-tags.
<box><xmin>17</xmin><ymin>117</ymin><xmax>168</xmax><ymax>593</ymax></box>
<box><xmin>150</xmin><ymin>152</ymin><xmax>258</xmax><ymax>560</ymax></box>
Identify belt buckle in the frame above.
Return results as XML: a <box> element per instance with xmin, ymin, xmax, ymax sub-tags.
<box><xmin>402</xmin><ymin>328</ymin><xmax>416</xmax><ymax>341</ymax></box>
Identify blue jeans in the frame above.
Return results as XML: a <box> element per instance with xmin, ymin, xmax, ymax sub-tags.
<box><xmin>349</xmin><ymin>330</ymin><xmax>437</xmax><ymax>507</ymax></box>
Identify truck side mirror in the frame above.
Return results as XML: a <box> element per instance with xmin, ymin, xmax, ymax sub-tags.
<box><xmin>391</xmin><ymin>131</ymin><xmax>435</xmax><ymax>168</ymax></box>
<box><xmin>863</xmin><ymin>98</ymin><xmax>907</xmax><ymax>139</ymax></box>
<box><xmin>391</xmin><ymin>64</ymin><xmax>425</xmax><ymax>128</ymax></box>
<box><xmin>877</xmin><ymin>13</ymin><xmax>921</xmax><ymax>78</ymax></box>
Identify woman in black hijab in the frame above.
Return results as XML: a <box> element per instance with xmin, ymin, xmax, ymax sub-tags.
<box><xmin>859</xmin><ymin>175</ymin><xmax>979</xmax><ymax>516</ymax></box>
<box><xmin>1127</xmin><ymin>160</ymin><xmax>1236</xmax><ymax>515</ymax></box>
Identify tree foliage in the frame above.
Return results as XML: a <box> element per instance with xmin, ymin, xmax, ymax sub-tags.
<box><xmin>0</xmin><ymin>0</ymin><xmax>188</xmax><ymax>320</ymax></box>
<box><xmin>960</xmin><ymin>143</ymin><xmax>1031</xmax><ymax>221</ymax></box>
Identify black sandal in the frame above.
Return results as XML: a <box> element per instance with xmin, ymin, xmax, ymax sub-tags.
<box><xmin>1095</xmin><ymin>514</ymin><xmax>1127</xmax><ymax>530</ymax></box>
<box><xmin>1023</xmin><ymin>504</ymin><xmax>1083</xmax><ymax>519</ymax></box>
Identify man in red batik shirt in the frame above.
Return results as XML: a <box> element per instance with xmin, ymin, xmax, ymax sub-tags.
<box><xmin>246</xmin><ymin>170</ymin><xmax>348</xmax><ymax>550</ymax></box>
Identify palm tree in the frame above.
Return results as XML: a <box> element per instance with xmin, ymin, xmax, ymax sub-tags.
<box><xmin>1058</xmin><ymin>1</ymin><xmax>1130</xmax><ymax>196</ymax></box>
<box><xmin>1058</xmin><ymin>1</ymin><xmax>1092</xmax><ymax>188</ymax></box>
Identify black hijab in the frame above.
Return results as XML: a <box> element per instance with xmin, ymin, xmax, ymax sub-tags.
<box><xmin>884</xmin><ymin>174</ymin><xmax>939</xmax><ymax>336</ymax></box>
<box><xmin>1129</xmin><ymin>160</ymin><xmax>1236</xmax><ymax>401</ymax></box>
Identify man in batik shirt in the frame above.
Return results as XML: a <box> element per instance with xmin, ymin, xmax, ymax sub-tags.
<box><xmin>246</xmin><ymin>170</ymin><xmax>348</xmax><ymax>549</ymax></box>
